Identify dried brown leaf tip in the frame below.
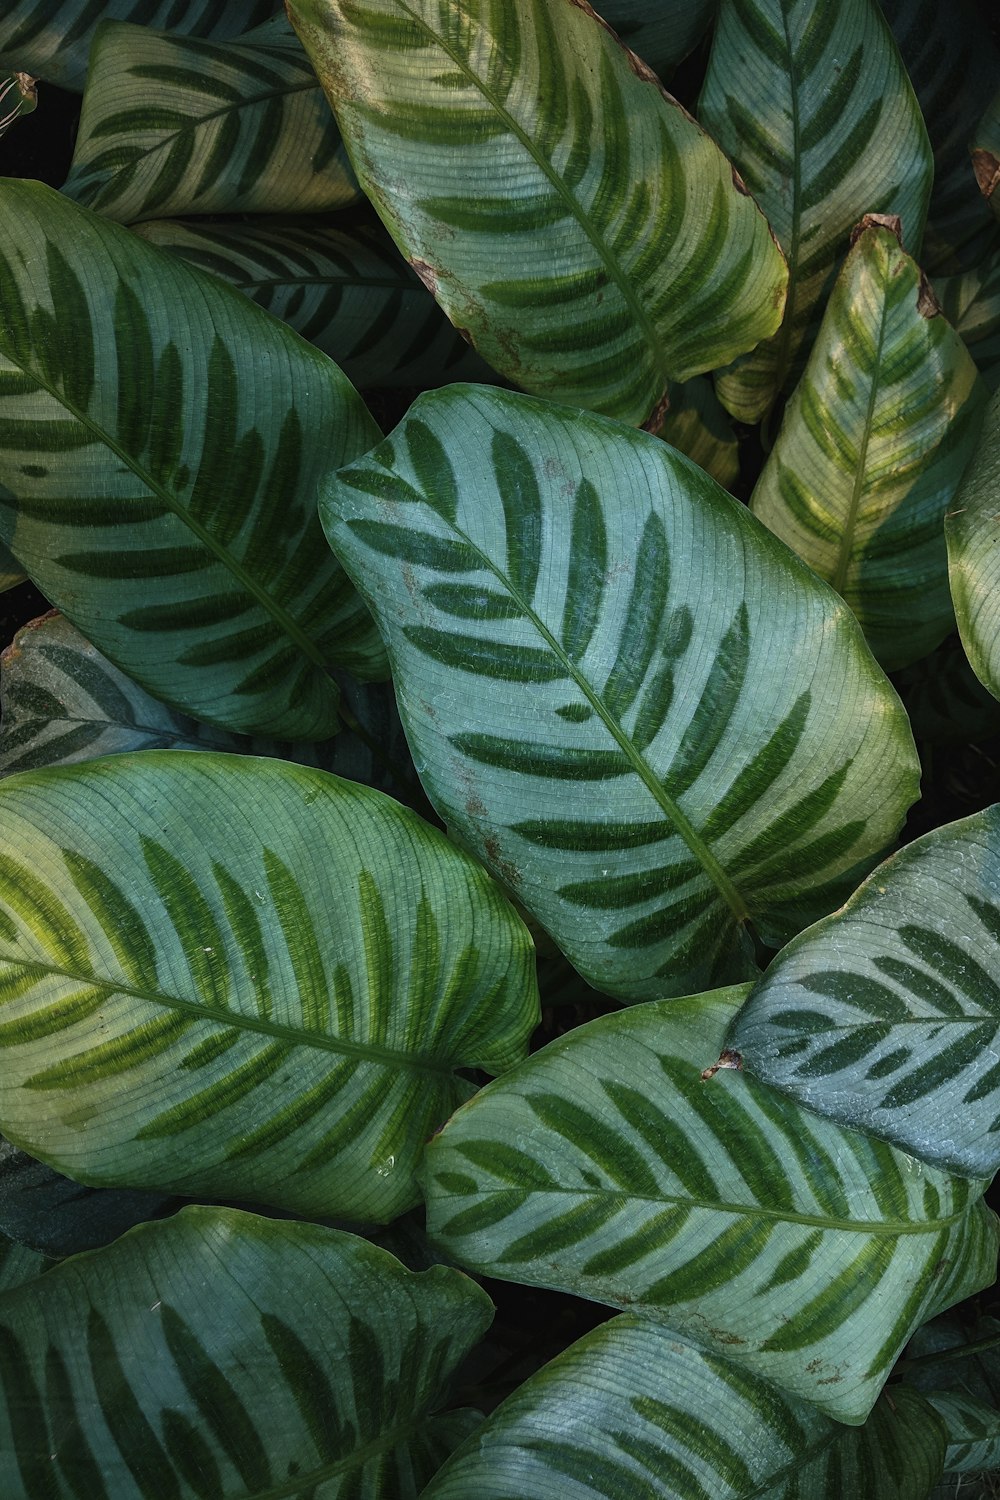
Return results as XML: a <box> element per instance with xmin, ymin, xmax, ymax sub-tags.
<box><xmin>972</xmin><ymin>148</ymin><xmax>1000</xmax><ymax>203</ymax></box>
<box><xmin>850</xmin><ymin>212</ymin><xmax>903</xmax><ymax>248</ymax></box>
<box><xmin>701</xmin><ymin>1048</ymin><xmax>743</xmax><ymax>1082</ymax></box>
<box><xmin>642</xmin><ymin>389</ymin><xmax>671</xmax><ymax>435</ymax></box>
<box><xmin>916</xmin><ymin>271</ymin><xmax>942</xmax><ymax>319</ymax></box>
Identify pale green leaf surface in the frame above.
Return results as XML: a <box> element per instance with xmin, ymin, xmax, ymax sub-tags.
<box><xmin>0</xmin><ymin>179</ymin><xmax>386</xmax><ymax>741</ymax></box>
<box><xmin>62</xmin><ymin>18</ymin><xmax>359</xmax><ymax>224</ymax></box>
<box><xmin>288</xmin><ymin>0</ymin><xmax>787</xmax><ymax>426</ymax></box>
<box><xmin>600</xmin><ymin>1</ymin><xmax>717</xmax><ymax>81</ymax></box>
<box><xmin>935</xmin><ymin>247</ymin><xmax>1000</xmax><ymax>391</ymax></box>
<box><xmin>0</xmin><ymin>1206</ymin><xmax>493</xmax><ymax>1499</ymax></box>
<box><xmin>0</xmin><ymin>752</ymin><xmax>538</xmax><ymax>1221</ymax></box>
<box><xmin>730</xmin><ymin>806</ymin><xmax>1000</xmax><ymax>1178</ymax></box>
<box><xmin>700</xmin><ymin>0</ymin><xmax>932</xmax><ymax>421</ymax></box>
<box><xmin>751</xmin><ymin>219</ymin><xmax>986</xmax><ymax>670</ymax></box>
<box><xmin>321</xmin><ymin>384</ymin><xmax>919</xmax><ymax>1002</ymax></box>
<box><xmin>133</xmin><ymin>215</ymin><xmax>494</xmax><ymax>390</ymax></box>
<box><xmin>973</xmin><ymin>87</ymin><xmax>1000</xmax><ymax>224</ymax></box>
<box><xmin>947</xmin><ymin>386</ymin><xmax>1000</xmax><ymax>700</ymax></box>
<box><xmin>423</xmin><ymin>1316</ymin><xmax>946</xmax><ymax>1499</ymax></box>
<box><xmin>422</xmin><ymin>985</ymin><xmax>997</xmax><ymax>1423</ymax></box>
<box><xmin>660</xmin><ymin>375</ymin><xmax>739</xmax><ymax>489</ymax></box>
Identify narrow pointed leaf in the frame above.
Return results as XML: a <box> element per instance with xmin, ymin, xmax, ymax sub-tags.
<box><xmin>973</xmin><ymin>87</ymin><xmax>1000</xmax><ymax>223</ymax></box>
<box><xmin>700</xmin><ymin>0</ymin><xmax>932</xmax><ymax>421</ymax></box>
<box><xmin>947</xmin><ymin>386</ymin><xmax>1000</xmax><ymax>699</ymax></box>
<box><xmin>751</xmin><ymin>218</ymin><xmax>987</xmax><ymax>670</ymax></box>
<box><xmin>133</xmin><ymin>215</ymin><xmax>493</xmax><ymax>389</ymax></box>
<box><xmin>0</xmin><ymin>1138</ymin><xmax>169</xmax><ymax>1259</ymax></box>
<box><xmin>660</xmin><ymin>376</ymin><xmax>739</xmax><ymax>489</ymax></box>
<box><xmin>0</xmin><ymin>179</ymin><xmax>386</xmax><ymax>741</ymax></box>
<box><xmin>321</xmin><ymin>384</ymin><xmax>919</xmax><ymax>1001</ymax></box>
<box><xmin>935</xmin><ymin>247</ymin><xmax>1000</xmax><ymax>391</ymax></box>
<box><xmin>62</xmin><ymin>18</ymin><xmax>359</xmax><ymax>224</ymax></box>
<box><xmin>0</xmin><ymin>753</ymin><xmax>538</xmax><ymax>1221</ymax></box>
<box><xmin>730</xmin><ymin>805</ymin><xmax>1000</xmax><ymax>1178</ymax></box>
<box><xmin>422</xmin><ymin>985</ymin><xmax>997</xmax><ymax>1423</ymax></box>
<box><xmin>288</xmin><ymin>0</ymin><xmax>788</xmax><ymax>426</ymax></box>
<box><xmin>0</xmin><ymin>1206</ymin><xmax>493</xmax><ymax>1498</ymax></box>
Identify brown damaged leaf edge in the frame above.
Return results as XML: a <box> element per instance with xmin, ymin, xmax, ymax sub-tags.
<box><xmin>850</xmin><ymin>212</ymin><xmax>904</xmax><ymax>248</ymax></box>
<box><xmin>409</xmin><ymin>256</ymin><xmax>439</xmax><ymax>297</ymax></box>
<box><xmin>700</xmin><ymin>1048</ymin><xmax>743</xmax><ymax>1082</ymax></box>
<box><xmin>641</xmin><ymin>388</ymin><xmax>671</xmax><ymax>435</ymax></box>
<box><xmin>916</xmin><ymin>271</ymin><xmax>942</xmax><ymax>319</ymax></box>
<box><xmin>972</xmin><ymin>147</ymin><xmax>1000</xmax><ymax>202</ymax></box>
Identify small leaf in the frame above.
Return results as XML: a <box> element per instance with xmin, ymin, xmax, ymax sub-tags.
<box><xmin>659</xmin><ymin>376</ymin><xmax>739</xmax><ymax>489</ymax></box>
<box><xmin>947</xmin><ymin>385</ymin><xmax>1000</xmax><ymax>700</ymax></box>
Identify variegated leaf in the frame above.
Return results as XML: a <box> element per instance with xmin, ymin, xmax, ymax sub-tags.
<box><xmin>935</xmin><ymin>247</ymin><xmax>1000</xmax><ymax>391</ymax></box>
<box><xmin>947</xmin><ymin>385</ymin><xmax>1000</xmax><ymax>699</ymax></box>
<box><xmin>660</xmin><ymin>376</ymin><xmax>739</xmax><ymax>490</ymax></box>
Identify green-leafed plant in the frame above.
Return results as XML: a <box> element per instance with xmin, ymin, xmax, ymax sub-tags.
<box><xmin>0</xmin><ymin>0</ymin><xmax>999</xmax><ymax>1494</ymax></box>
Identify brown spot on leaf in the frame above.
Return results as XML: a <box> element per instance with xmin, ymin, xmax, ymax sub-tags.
<box><xmin>917</xmin><ymin>271</ymin><xmax>942</xmax><ymax>319</ymax></box>
<box><xmin>642</xmin><ymin>389</ymin><xmax>671</xmax><ymax>435</ymax></box>
<box><xmin>409</xmin><ymin>257</ymin><xmax>439</xmax><ymax>297</ymax></box>
<box><xmin>972</xmin><ymin>147</ymin><xmax>1000</xmax><ymax>202</ymax></box>
<box><xmin>850</xmin><ymin>212</ymin><xmax>903</xmax><ymax>248</ymax></box>
<box><xmin>701</xmin><ymin>1049</ymin><xmax>743</xmax><ymax>1082</ymax></box>
<box><xmin>483</xmin><ymin>834</ymin><xmax>521</xmax><ymax>889</ymax></box>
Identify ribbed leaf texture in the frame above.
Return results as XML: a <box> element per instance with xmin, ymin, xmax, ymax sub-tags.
<box><xmin>0</xmin><ymin>1234</ymin><xmax>46</xmax><ymax>1295</ymax></box>
<box><xmin>0</xmin><ymin>753</ymin><xmax>538</xmax><ymax>1221</ymax></box>
<box><xmin>288</xmin><ymin>0</ymin><xmax>788</xmax><ymax>426</ymax></box>
<box><xmin>321</xmin><ymin>384</ymin><xmax>920</xmax><ymax>1001</ymax></box>
<box><xmin>947</xmin><ymin>386</ymin><xmax>1000</xmax><ymax>699</ymax></box>
<box><xmin>935</xmin><ymin>247</ymin><xmax>1000</xmax><ymax>391</ymax></box>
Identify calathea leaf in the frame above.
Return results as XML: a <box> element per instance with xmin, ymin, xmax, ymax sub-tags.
<box><xmin>659</xmin><ymin>375</ymin><xmax>739</xmax><ymax>489</ymax></box>
<box><xmin>0</xmin><ymin>752</ymin><xmax>538</xmax><ymax>1222</ymax></box>
<box><xmin>947</xmin><ymin>385</ymin><xmax>1000</xmax><ymax>700</ymax></box>
<box><xmin>0</xmin><ymin>1206</ymin><xmax>492</xmax><ymax>1498</ymax></box>
<box><xmin>61</xmin><ymin>17</ymin><xmax>359</xmax><ymax>224</ymax></box>
<box><xmin>935</xmin><ymin>247</ymin><xmax>1000</xmax><ymax>391</ymax></box>
<box><xmin>598</xmin><ymin>0</ymin><xmax>717</xmax><ymax>83</ymax></box>
<box><xmin>421</xmin><ymin>984</ymin><xmax>997</xmax><ymax>1423</ymax></box>
<box><xmin>0</xmin><ymin>178</ymin><xmax>385</xmax><ymax>741</ymax></box>
<box><xmin>902</xmin><ymin>1314</ymin><xmax>1000</xmax><ymax>1478</ymax></box>
<box><xmin>288</xmin><ymin>0</ymin><xmax>788</xmax><ymax>427</ymax></box>
<box><xmin>320</xmin><ymin>384</ymin><xmax>920</xmax><ymax>1002</ymax></box>
<box><xmin>729</xmin><ymin>805</ymin><xmax>1000</xmax><ymax>1178</ymax></box>
<box><xmin>973</xmin><ymin>87</ymin><xmax>1000</xmax><ymax>223</ymax></box>
<box><xmin>751</xmin><ymin>216</ymin><xmax>987</xmax><ymax>670</ymax></box>
<box><xmin>423</xmin><ymin>1316</ymin><xmax>947</xmax><ymax>1499</ymax></box>
<box><xmin>699</xmin><ymin>0</ymin><xmax>932</xmax><ymax>422</ymax></box>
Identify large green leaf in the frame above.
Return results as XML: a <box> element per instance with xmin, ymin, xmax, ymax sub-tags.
<box><xmin>133</xmin><ymin>215</ymin><xmax>493</xmax><ymax>389</ymax></box>
<box><xmin>751</xmin><ymin>217</ymin><xmax>986</xmax><ymax>670</ymax></box>
<box><xmin>421</xmin><ymin>985</ymin><xmax>997</xmax><ymax>1423</ymax></box>
<box><xmin>61</xmin><ymin>17</ymin><xmax>359</xmax><ymax>224</ymax></box>
<box><xmin>0</xmin><ymin>179</ymin><xmax>385</xmax><ymax>741</ymax></box>
<box><xmin>935</xmin><ymin>247</ymin><xmax>1000</xmax><ymax>391</ymax></box>
<box><xmin>423</xmin><ymin>1315</ymin><xmax>946</xmax><ymax>1498</ymax></box>
<box><xmin>699</xmin><ymin>0</ymin><xmax>932</xmax><ymax>422</ymax></box>
<box><xmin>0</xmin><ymin>1206</ymin><xmax>493</xmax><ymax>1498</ymax></box>
<box><xmin>288</xmin><ymin>0</ymin><xmax>788</xmax><ymax>427</ymax></box>
<box><xmin>947</xmin><ymin>386</ymin><xmax>1000</xmax><ymax>700</ymax></box>
<box><xmin>0</xmin><ymin>752</ymin><xmax>538</xmax><ymax>1221</ymax></box>
<box><xmin>320</xmin><ymin>384</ymin><xmax>920</xmax><ymax>1002</ymax></box>
<box><xmin>729</xmin><ymin>805</ymin><xmax>1000</xmax><ymax>1178</ymax></box>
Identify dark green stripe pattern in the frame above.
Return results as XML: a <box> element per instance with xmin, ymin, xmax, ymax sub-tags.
<box><xmin>935</xmin><ymin>247</ymin><xmax>1000</xmax><ymax>393</ymax></box>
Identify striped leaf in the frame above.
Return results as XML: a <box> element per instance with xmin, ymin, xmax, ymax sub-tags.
<box><xmin>0</xmin><ymin>1206</ymin><xmax>492</xmax><ymax>1499</ymax></box>
<box><xmin>0</xmin><ymin>71</ymin><xmax>36</xmax><ymax>140</ymax></box>
<box><xmin>0</xmin><ymin>1137</ymin><xmax>169</xmax><ymax>1259</ymax></box>
<box><xmin>288</xmin><ymin>0</ymin><xmax>788</xmax><ymax>426</ymax></box>
<box><xmin>659</xmin><ymin>376</ymin><xmax>739</xmax><ymax>490</ymax></box>
<box><xmin>730</xmin><ymin>805</ymin><xmax>1000</xmax><ymax>1178</ymax></box>
<box><xmin>133</xmin><ymin>215</ymin><xmax>493</xmax><ymax>390</ymax></box>
<box><xmin>936</xmin><ymin>247</ymin><xmax>1000</xmax><ymax>391</ymax></box>
<box><xmin>894</xmin><ymin>636</ymin><xmax>1000</xmax><ymax>746</ymax></box>
<box><xmin>0</xmin><ymin>1</ymin><xmax>281</xmax><ymax>92</ymax></box>
<box><xmin>421</xmin><ymin>985</ymin><xmax>998</xmax><ymax>1423</ymax></box>
<box><xmin>320</xmin><ymin>384</ymin><xmax>920</xmax><ymax>1002</ymax></box>
<box><xmin>904</xmin><ymin>1314</ymin><xmax>1000</xmax><ymax>1477</ymax></box>
<box><xmin>926</xmin><ymin>1392</ymin><xmax>1000</xmax><ymax>1477</ymax></box>
<box><xmin>0</xmin><ymin>178</ymin><xmax>386</xmax><ymax>741</ymax></box>
<box><xmin>751</xmin><ymin>217</ymin><xmax>987</xmax><ymax>670</ymax></box>
<box><xmin>597</xmin><ymin>1</ymin><xmax>717</xmax><ymax>81</ymax></box>
<box><xmin>973</xmin><ymin>87</ymin><xmax>1000</xmax><ymax>223</ymax></box>
<box><xmin>0</xmin><ymin>753</ymin><xmax>538</xmax><ymax>1221</ymax></box>
<box><xmin>62</xmin><ymin>17</ymin><xmax>359</xmax><ymax>224</ymax></box>
<box><xmin>947</xmin><ymin>387</ymin><xmax>1000</xmax><ymax>700</ymax></box>
<box><xmin>0</xmin><ymin>611</ymin><xmax>417</xmax><ymax>802</ymax></box>
<box><xmin>699</xmin><ymin>0</ymin><xmax>932</xmax><ymax>422</ymax></box>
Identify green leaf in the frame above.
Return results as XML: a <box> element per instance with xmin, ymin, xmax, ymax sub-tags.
<box><xmin>321</xmin><ymin>384</ymin><xmax>920</xmax><ymax>1002</ymax></box>
<box><xmin>0</xmin><ymin>540</ymin><xmax>24</xmax><ymax>595</ymax></box>
<box><xmin>422</xmin><ymin>985</ymin><xmax>997</xmax><ymax>1423</ymax></box>
<box><xmin>424</xmin><ymin>1316</ymin><xmax>947</xmax><ymax>1498</ymax></box>
<box><xmin>973</xmin><ymin>87</ymin><xmax>1000</xmax><ymax>224</ymax></box>
<box><xmin>0</xmin><ymin>752</ymin><xmax>538</xmax><ymax>1222</ymax></box>
<box><xmin>0</xmin><ymin>1234</ymin><xmax>47</xmax><ymax>1296</ymax></box>
<box><xmin>751</xmin><ymin>217</ymin><xmax>987</xmax><ymax>670</ymax></box>
<box><xmin>926</xmin><ymin>1391</ymin><xmax>1000</xmax><ymax>1477</ymax></box>
<box><xmin>133</xmin><ymin>215</ymin><xmax>494</xmax><ymax>390</ymax></box>
<box><xmin>660</xmin><ymin>376</ymin><xmax>740</xmax><ymax>490</ymax></box>
<box><xmin>0</xmin><ymin>178</ymin><xmax>386</xmax><ymax>741</ymax></box>
<box><xmin>947</xmin><ymin>386</ymin><xmax>1000</xmax><ymax>700</ymax></box>
<box><xmin>935</xmin><ymin>247</ymin><xmax>1000</xmax><ymax>391</ymax></box>
<box><xmin>288</xmin><ymin>0</ymin><xmax>788</xmax><ymax>427</ymax></box>
<box><xmin>730</xmin><ymin>805</ymin><xmax>1000</xmax><ymax>1178</ymax></box>
<box><xmin>0</xmin><ymin>1205</ymin><xmax>493</xmax><ymax>1498</ymax></box>
<box><xmin>62</xmin><ymin>17</ymin><xmax>359</xmax><ymax>224</ymax></box>
<box><xmin>600</xmin><ymin>1</ymin><xmax>717</xmax><ymax>82</ymax></box>
<box><xmin>903</xmin><ymin>1314</ymin><xmax>1000</xmax><ymax>1476</ymax></box>
<box><xmin>0</xmin><ymin>71</ymin><xmax>36</xmax><ymax>140</ymax></box>
<box><xmin>699</xmin><ymin>0</ymin><xmax>932</xmax><ymax>422</ymax></box>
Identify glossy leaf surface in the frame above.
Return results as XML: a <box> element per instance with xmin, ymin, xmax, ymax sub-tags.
<box><xmin>0</xmin><ymin>753</ymin><xmax>538</xmax><ymax>1221</ymax></box>
<box><xmin>422</xmin><ymin>985</ymin><xmax>997</xmax><ymax>1422</ymax></box>
<box><xmin>751</xmin><ymin>219</ymin><xmax>986</xmax><ymax>669</ymax></box>
<box><xmin>0</xmin><ymin>1206</ymin><xmax>493</xmax><ymax>1498</ymax></box>
<box><xmin>289</xmin><ymin>0</ymin><xmax>787</xmax><ymax>426</ymax></box>
<box><xmin>0</xmin><ymin>179</ymin><xmax>385</xmax><ymax>740</ymax></box>
<box><xmin>321</xmin><ymin>384</ymin><xmax>919</xmax><ymax>1001</ymax></box>
<box><xmin>62</xmin><ymin>18</ymin><xmax>358</xmax><ymax>223</ymax></box>
<box><xmin>947</xmin><ymin>386</ymin><xmax>1000</xmax><ymax>699</ymax></box>
<box><xmin>731</xmin><ymin>805</ymin><xmax>1000</xmax><ymax>1177</ymax></box>
<box><xmin>700</xmin><ymin>0</ymin><xmax>932</xmax><ymax>421</ymax></box>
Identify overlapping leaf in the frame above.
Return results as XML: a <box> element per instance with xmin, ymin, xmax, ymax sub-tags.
<box><xmin>0</xmin><ymin>71</ymin><xmax>35</xmax><ymax>141</ymax></box>
<box><xmin>751</xmin><ymin>218</ymin><xmax>986</xmax><ymax>669</ymax></box>
<box><xmin>134</xmin><ymin>215</ymin><xmax>493</xmax><ymax>389</ymax></box>
<box><xmin>936</xmin><ymin>248</ymin><xmax>1000</xmax><ymax>390</ymax></box>
<box><xmin>973</xmin><ymin>87</ymin><xmax>1000</xmax><ymax>223</ymax></box>
<box><xmin>700</xmin><ymin>0</ymin><xmax>932</xmax><ymax>422</ymax></box>
<box><xmin>0</xmin><ymin>541</ymin><xmax>24</xmax><ymax>595</ymax></box>
<box><xmin>62</xmin><ymin>18</ymin><xmax>358</xmax><ymax>223</ymax></box>
<box><xmin>0</xmin><ymin>753</ymin><xmax>538</xmax><ymax>1221</ymax></box>
<box><xmin>730</xmin><ymin>805</ymin><xmax>1000</xmax><ymax>1178</ymax></box>
<box><xmin>0</xmin><ymin>1206</ymin><xmax>493</xmax><ymax>1498</ymax></box>
<box><xmin>660</xmin><ymin>375</ymin><xmax>739</xmax><ymax>489</ymax></box>
<box><xmin>321</xmin><ymin>384</ymin><xmax>919</xmax><ymax>1001</ymax></box>
<box><xmin>947</xmin><ymin>386</ymin><xmax>1000</xmax><ymax>700</ymax></box>
<box><xmin>904</xmin><ymin>1314</ymin><xmax>1000</xmax><ymax>1478</ymax></box>
<box><xmin>598</xmin><ymin>0</ymin><xmax>717</xmax><ymax>81</ymax></box>
<box><xmin>0</xmin><ymin>179</ymin><xmax>386</xmax><ymax>740</ymax></box>
<box><xmin>422</xmin><ymin>985</ymin><xmax>997</xmax><ymax>1422</ymax></box>
<box><xmin>289</xmin><ymin>0</ymin><xmax>787</xmax><ymax>426</ymax></box>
